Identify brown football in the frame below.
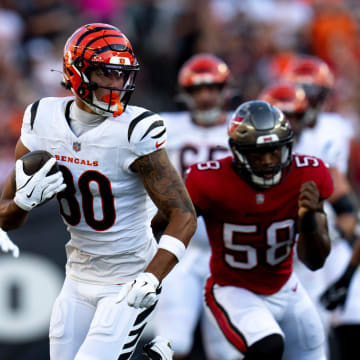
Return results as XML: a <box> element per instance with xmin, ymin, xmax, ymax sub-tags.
<box><xmin>20</xmin><ymin>150</ymin><xmax>59</xmax><ymax>176</ymax></box>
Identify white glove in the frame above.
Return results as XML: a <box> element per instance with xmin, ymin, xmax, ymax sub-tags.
<box><xmin>14</xmin><ymin>158</ymin><xmax>66</xmax><ymax>211</ymax></box>
<box><xmin>115</xmin><ymin>272</ymin><xmax>160</xmax><ymax>309</ymax></box>
<box><xmin>143</xmin><ymin>336</ymin><xmax>174</xmax><ymax>360</ymax></box>
<box><xmin>0</xmin><ymin>228</ymin><xmax>19</xmax><ymax>258</ymax></box>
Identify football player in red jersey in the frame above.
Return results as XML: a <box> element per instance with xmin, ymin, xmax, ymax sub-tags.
<box><xmin>185</xmin><ymin>100</ymin><xmax>333</xmax><ymax>359</ymax></box>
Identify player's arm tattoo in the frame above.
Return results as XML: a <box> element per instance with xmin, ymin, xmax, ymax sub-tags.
<box><xmin>133</xmin><ymin>149</ymin><xmax>196</xmax><ymax>279</ymax></box>
<box><xmin>131</xmin><ymin>149</ymin><xmax>195</xmax><ymax>219</ymax></box>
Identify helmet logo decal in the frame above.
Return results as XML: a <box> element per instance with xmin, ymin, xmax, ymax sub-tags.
<box><xmin>228</xmin><ymin>116</ymin><xmax>244</xmax><ymax>135</ymax></box>
<box><xmin>257</xmin><ymin>134</ymin><xmax>279</xmax><ymax>144</ymax></box>
<box><xmin>110</xmin><ymin>56</ymin><xmax>130</xmax><ymax>65</ymax></box>
<box><xmin>92</xmin><ymin>55</ymin><xmax>103</xmax><ymax>62</ymax></box>
<box><xmin>192</xmin><ymin>74</ymin><xmax>214</xmax><ymax>85</ymax></box>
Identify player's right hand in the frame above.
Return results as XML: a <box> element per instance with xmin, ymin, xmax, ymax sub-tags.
<box><xmin>298</xmin><ymin>181</ymin><xmax>320</xmax><ymax>218</ymax></box>
<box><xmin>115</xmin><ymin>272</ymin><xmax>160</xmax><ymax>309</ymax></box>
<box><xmin>0</xmin><ymin>228</ymin><xmax>19</xmax><ymax>258</ymax></box>
<box><xmin>14</xmin><ymin>158</ymin><xmax>66</xmax><ymax>211</ymax></box>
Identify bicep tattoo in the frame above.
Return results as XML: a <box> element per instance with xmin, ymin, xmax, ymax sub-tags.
<box><xmin>133</xmin><ymin>149</ymin><xmax>195</xmax><ymax>217</ymax></box>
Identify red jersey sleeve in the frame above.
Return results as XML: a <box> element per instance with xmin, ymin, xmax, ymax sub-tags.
<box><xmin>316</xmin><ymin>159</ymin><xmax>333</xmax><ymax>200</ymax></box>
<box><xmin>294</xmin><ymin>154</ymin><xmax>333</xmax><ymax>199</ymax></box>
<box><xmin>185</xmin><ymin>164</ymin><xmax>211</xmax><ymax>211</ymax></box>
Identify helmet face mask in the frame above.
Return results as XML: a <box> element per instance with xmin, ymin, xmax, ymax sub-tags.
<box><xmin>178</xmin><ymin>54</ymin><xmax>230</xmax><ymax>125</ymax></box>
<box><xmin>63</xmin><ymin>23</ymin><xmax>140</xmax><ymax>117</ymax></box>
<box><xmin>88</xmin><ymin>64</ymin><xmax>138</xmax><ymax>116</ymax></box>
<box><xmin>300</xmin><ymin>83</ymin><xmax>330</xmax><ymax>109</ymax></box>
<box><xmin>228</xmin><ymin>100</ymin><xmax>294</xmax><ymax>189</ymax></box>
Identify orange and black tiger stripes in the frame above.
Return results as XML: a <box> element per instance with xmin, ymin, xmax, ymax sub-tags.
<box><xmin>74</xmin><ymin>25</ymin><xmax>120</xmax><ymax>56</ymax></box>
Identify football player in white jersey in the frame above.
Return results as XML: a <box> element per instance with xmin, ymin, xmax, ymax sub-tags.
<box><xmin>153</xmin><ymin>54</ymin><xmax>240</xmax><ymax>360</ymax></box>
<box><xmin>0</xmin><ymin>23</ymin><xmax>197</xmax><ymax>360</ymax></box>
<box><xmin>260</xmin><ymin>58</ymin><xmax>359</xmax><ymax>359</ymax></box>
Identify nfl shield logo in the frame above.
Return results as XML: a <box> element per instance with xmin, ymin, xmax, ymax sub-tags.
<box><xmin>256</xmin><ymin>194</ymin><xmax>265</xmax><ymax>204</ymax></box>
<box><xmin>73</xmin><ymin>141</ymin><xmax>81</xmax><ymax>152</ymax></box>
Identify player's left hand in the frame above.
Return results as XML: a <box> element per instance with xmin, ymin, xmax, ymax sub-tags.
<box><xmin>298</xmin><ymin>181</ymin><xmax>320</xmax><ymax>217</ymax></box>
<box><xmin>0</xmin><ymin>228</ymin><xmax>19</xmax><ymax>258</ymax></box>
<box><xmin>115</xmin><ymin>272</ymin><xmax>160</xmax><ymax>309</ymax></box>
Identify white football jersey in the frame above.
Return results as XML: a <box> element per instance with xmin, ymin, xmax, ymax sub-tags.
<box><xmin>20</xmin><ymin>96</ymin><xmax>167</xmax><ymax>282</ymax></box>
<box><xmin>294</xmin><ymin>112</ymin><xmax>353</xmax><ymax>174</ymax></box>
<box><xmin>161</xmin><ymin>111</ymin><xmax>232</xmax><ymax>178</ymax></box>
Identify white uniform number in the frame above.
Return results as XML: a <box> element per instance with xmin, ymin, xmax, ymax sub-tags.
<box><xmin>196</xmin><ymin>160</ymin><xmax>221</xmax><ymax>171</ymax></box>
<box><xmin>223</xmin><ymin>219</ymin><xmax>295</xmax><ymax>269</ymax></box>
<box><xmin>294</xmin><ymin>155</ymin><xmax>319</xmax><ymax>168</ymax></box>
<box><xmin>180</xmin><ymin>145</ymin><xmax>227</xmax><ymax>176</ymax></box>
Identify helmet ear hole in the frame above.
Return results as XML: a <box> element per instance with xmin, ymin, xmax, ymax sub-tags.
<box><xmin>88</xmin><ymin>81</ymin><xmax>98</xmax><ymax>90</ymax></box>
<box><xmin>78</xmin><ymin>86</ymin><xmax>85</xmax><ymax>96</ymax></box>
<box><xmin>61</xmin><ymin>80</ymin><xmax>72</xmax><ymax>90</ymax></box>
<box><xmin>76</xmin><ymin>59</ymin><xmax>84</xmax><ymax>69</ymax></box>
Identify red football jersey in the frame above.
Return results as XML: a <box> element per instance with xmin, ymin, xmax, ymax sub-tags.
<box><xmin>185</xmin><ymin>154</ymin><xmax>333</xmax><ymax>295</ymax></box>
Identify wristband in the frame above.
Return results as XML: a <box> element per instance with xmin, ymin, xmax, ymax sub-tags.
<box><xmin>158</xmin><ymin>235</ymin><xmax>186</xmax><ymax>262</ymax></box>
<box><xmin>299</xmin><ymin>210</ymin><xmax>325</xmax><ymax>233</ymax></box>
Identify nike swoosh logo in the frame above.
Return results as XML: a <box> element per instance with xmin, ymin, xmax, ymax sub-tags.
<box><xmin>26</xmin><ymin>188</ymin><xmax>35</xmax><ymax>198</ymax></box>
<box><xmin>17</xmin><ymin>175</ymin><xmax>34</xmax><ymax>191</ymax></box>
<box><xmin>155</xmin><ymin>139</ymin><xmax>166</xmax><ymax>148</ymax></box>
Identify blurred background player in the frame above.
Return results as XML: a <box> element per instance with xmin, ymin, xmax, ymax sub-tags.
<box><xmin>320</xmin><ymin>235</ymin><xmax>360</xmax><ymax>360</ymax></box>
<box><xmin>259</xmin><ymin>56</ymin><xmax>359</xmax><ymax>359</ymax></box>
<box><xmin>153</xmin><ymin>53</ymin><xmax>240</xmax><ymax>359</ymax></box>
<box><xmin>185</xmin><ymin>100</ymin><xmax>333</xmax><ymax>360</ymax></box>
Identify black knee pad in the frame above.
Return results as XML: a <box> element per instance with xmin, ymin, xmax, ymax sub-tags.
<box><xmin>245</xmin><ymin>334</ymin><xmax>284</xmax><ymax>360</ymax></box>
